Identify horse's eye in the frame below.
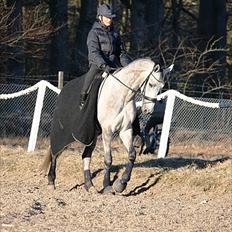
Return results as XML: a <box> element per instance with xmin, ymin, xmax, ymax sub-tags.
<box><xmin>149</xmin><ymin>83</ymin><xmax>153</xmax><ymax>87</ymax></box>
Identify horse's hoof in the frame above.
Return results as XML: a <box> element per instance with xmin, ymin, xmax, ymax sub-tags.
<box><xmin>47</xmin><ymin>183</ymin><xmax>56</xmax><ymax>190</ymax></box>
<box><xmin>103</xmin><ymin>186</ymin><xmax>115</xmax><ymax>195</ymax></box>
<box><xmin>84</xmin><ymin>184</ymin><xmax>98</xmax><ymax>194</ymax></box>
<box><xmin>88</xmin><ymin>186</ymin><xmax>99</xmax><ymax>194</ymax></box>
<box><xmin>113</xmin><ymin>179</ymin><xmax>127</xmax><ymax>193</ymax></box>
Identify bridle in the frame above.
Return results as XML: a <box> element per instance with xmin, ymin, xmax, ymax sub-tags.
<box><xmin>109</xmin><ymin>64</ymin><xmax>164</xmax><ymax>103</ymax></box>
<box><xmin>140</xmin><ymin>64</ymin><xmax>164</xmax><ymax>103</ymax></box>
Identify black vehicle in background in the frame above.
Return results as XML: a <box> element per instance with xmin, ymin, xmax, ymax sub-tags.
<box><xmin>140</xmin><ymin>99</ymin><xmax>170</xmax><ymax>156</ymax></box>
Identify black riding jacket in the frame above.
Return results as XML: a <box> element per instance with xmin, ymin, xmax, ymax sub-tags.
<box><xmin>87</xmin><ymin>21</ymin><xmax>131</xmax><ymax>69</ymax></box>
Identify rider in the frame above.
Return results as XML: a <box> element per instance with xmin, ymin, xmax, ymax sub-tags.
<box><xmin>79</xmin><ymin>3</ymin><xmax>131</xmax><ymax>109</ymax></box>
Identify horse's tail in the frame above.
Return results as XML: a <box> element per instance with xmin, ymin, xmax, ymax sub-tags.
<box><xmin>40</xmin><ymin>147</ymin><xmax>52</xmax><ymax>173</ymax></box>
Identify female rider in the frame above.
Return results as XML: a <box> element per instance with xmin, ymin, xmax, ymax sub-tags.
<box><xmin>79</xmin><ymin>3</ymin><xmax>131</xmax><ymax>108</ymax></box>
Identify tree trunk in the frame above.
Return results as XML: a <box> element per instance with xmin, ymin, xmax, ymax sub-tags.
<box><xmin>146</xmin><ymin>0</ymin><xmax>164</xmax><ymax>48</ymax></box>
<box><xmin>112</xmin><ymin>0</ymin><xmax>123</xmax><ymax>32</ymax></box>
<box><xmin>75</xmin><ymin>0</ymin><xmax>97</xmax><ymax>75</ymax></box>
<box><xmin>131</xmin><ymin>0</ymin><xmax>146</xmax><ymax>55</ymax></box>
<box><xmin>198</xmin><ymin>0</ymin><xmax>227</xmax><ymax>83</ymax></box>
<box><xmin>171</xmin><ymin>0</ymin><xmax>180</xmax><ymax>47</ymax></box>
<box><xmin>49</xmin><ymin>0</ymin><xmax>68</xmax><ymax>77</ymax></box>
<box><xmin>131</xmin><ymin>0</ymin><xmax>164</xmax><ymax>57</ymax></box>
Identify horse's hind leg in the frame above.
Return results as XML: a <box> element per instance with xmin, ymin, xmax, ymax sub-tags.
<box><xmin>47</xmin><ymin>151</ymin><xmax>59</xmax><ymax>189</ymax></box>
<box><xmin>82</xmin><ymin>136</ymin><xmax>97</xmax><ymax>192</ymax></box>
<box><xmin>113</xmin><ymin>128</ymin><xmax>136</xmax><ymax>193</ymax></box>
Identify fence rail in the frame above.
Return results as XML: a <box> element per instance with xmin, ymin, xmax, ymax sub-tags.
<box><xmin>0</xmin><ymin>80</ymin><xmax>232</xmax><ymax>157</ymax></box>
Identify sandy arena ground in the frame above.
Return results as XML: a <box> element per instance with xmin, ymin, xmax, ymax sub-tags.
<box><xmin>0</xmin><ymin>140</ymin><xmax>232</xmax><ymax>232</ymax></box>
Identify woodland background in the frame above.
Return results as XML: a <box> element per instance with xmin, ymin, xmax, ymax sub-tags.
<box><xmin>0</xmin><ymin>0</ymin><xmax>232</xmax><ymax>98</ymax></box>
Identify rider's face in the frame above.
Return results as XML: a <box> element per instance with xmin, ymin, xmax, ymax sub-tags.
<box><xmin>100</xmin><ymin>16</ymin><xmax>113</xmax><ymax>27</ymax></box>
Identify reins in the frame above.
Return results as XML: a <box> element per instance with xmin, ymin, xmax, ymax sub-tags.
<box><xmin>107</xmin><ymin>72</ymin><xmax>139</xmax><ymax>94</ymax></box>
<box><xmin>108</xmin><ymin>65</ymin><xmax>161</xmax><ymax>103</ymax></box>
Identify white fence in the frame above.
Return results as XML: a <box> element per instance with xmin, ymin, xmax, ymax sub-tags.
<box><xmin>0</xmin><ymin>80</ymin><xmax>232</xmax><ymax>156</ymax></box>
<box><xmin>0</xmin><ymin>81</ymin><xmax>60</xmax><ymax>151</ymax></box>
<box><xmin>156</xmin><ymin>90</ymin><xmax>232</xmax><ymax>157</ymax></box>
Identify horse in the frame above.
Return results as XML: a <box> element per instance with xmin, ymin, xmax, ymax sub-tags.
<box><xmin>41</xmin><ymin>58</ymin><xmax>173</xmax><ymax>194</ymax></box>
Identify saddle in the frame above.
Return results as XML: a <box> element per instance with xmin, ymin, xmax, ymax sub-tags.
<box><xmin>71</xmin><ymin>69</ymin><xmax>121</xmax><ymax>144</ymax></box>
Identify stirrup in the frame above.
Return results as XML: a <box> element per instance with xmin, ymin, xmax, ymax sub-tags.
<box><xmin>79</xmin><ymin>93</ymin><xmax>88</xmax><ymax>110</ymax></box>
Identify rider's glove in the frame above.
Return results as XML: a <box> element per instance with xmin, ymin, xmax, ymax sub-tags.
<box><xmin>101</xmin><ymin>64</ymin><xmax>111</xmax><ymax>73</ymax></box>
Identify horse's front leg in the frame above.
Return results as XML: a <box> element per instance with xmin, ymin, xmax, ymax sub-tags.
<box><xmin>102</xmin><ymin>132</ymin><xmax>113</xmax><ymax>193</ymax></box>
<box><xmin>113</xmin><ymin>128</ymin><xmax>136</xmax><ymax>193</ymax></box>
<box><xmin>82</xmin><ymin>136</ymin><xmax>97</xmax><ymax>192</ymax></box>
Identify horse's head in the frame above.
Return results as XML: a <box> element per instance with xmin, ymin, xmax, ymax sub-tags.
<box><xmin>140</xmin><ymin>63</ymin><xmax>174</xmax><ymax>114</ymax></box>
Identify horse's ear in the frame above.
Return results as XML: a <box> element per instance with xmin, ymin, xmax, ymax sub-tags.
<box><xmin>163</xmin><ymin>64</ymin><xmax>174</xmax><ymax>76</ymax></box>
<box><xmin>154</xmin><ymin>64</ymin><xmax>160</xmax><ymax>72</ymax></box>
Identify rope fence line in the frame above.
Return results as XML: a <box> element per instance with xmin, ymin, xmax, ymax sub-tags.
<box><xmin>0</xmin><ymin>80</ymin><xmax>61</xmax><ymax>100</ymax></box>
<box><xmin>0</xmin><ymin>80</ymin><xmax>231</xmax><ymax>156</ymax></box>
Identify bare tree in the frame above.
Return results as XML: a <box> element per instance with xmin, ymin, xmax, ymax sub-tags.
<box><xmin>157</xmin><ymin>37</ymin><xmax>231</xmax><ymax>98</ymax></box>
<box><xmin>0</xmin><ymin>2</ymin><xmax>53</xmax><ymax>80</ymax></box>
<box><xmin>4</xmin><ymin>0</ymin><xmax>24</xmax><ymax>81</ymax></box>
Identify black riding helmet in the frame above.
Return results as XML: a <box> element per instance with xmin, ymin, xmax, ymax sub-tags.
<box><xmin>97</xmin><ymin>3</ymin><xmax>116</xmax><ymax>19</ymax></box>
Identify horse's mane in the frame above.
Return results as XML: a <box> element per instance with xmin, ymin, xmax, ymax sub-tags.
<box><xmin>122</xmin><ymin>58</ymin><xmax>155</xmax><ymax>73</ymax></box>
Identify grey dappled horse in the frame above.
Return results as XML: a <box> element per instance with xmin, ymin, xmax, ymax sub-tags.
<box><xmin>42</xmin><ymin>58</ymin><xmax>173</xmax><ymax>194</ymax></box>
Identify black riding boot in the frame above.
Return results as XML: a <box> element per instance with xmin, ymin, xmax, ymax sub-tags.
<box><xmin>79</xmin><ymin>92</ymin><xmax>88</xmax><ymax>110</ymax></box>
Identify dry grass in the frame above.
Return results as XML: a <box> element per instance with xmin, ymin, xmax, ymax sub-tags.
<box><xmin>169</xmin><ymin>142</ymin><xmax>232</xmax><ymax>156</ymax></box>
<box><xmin>169</xmin><ymin>130</ymin><xmax>232</xmax><ymax>156</ymax></box>
<box><xmin>2</xmin><ymin>135</ymin><xmax>232</xmax><ymax>156</ymax></box>
<box><xmin>0</xmin><ymin>139</ymin><xmax>232</xmax><ymax>232</ymax></box>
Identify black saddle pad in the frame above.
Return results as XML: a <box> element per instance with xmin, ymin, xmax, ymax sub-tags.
<box><xmin>50</xmin><ymin>73</ymin><xmax>103</xmax><ymax>155</ymax></box>
<box><xmin>72</xmin><ymin>75</ymin><xmax>103</xmax><ymax>143</ymax></box>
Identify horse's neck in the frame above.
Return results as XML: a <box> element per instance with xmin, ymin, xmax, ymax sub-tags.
<box><xmin>112</xmin><ymin>71</ymin><xmax>144</xmax><ymax>90</ymax></box>
<box><xmin>98</xmin><ymin>70</ymin><xmax>145</xmax><ymax>105</ymax></box>
<box><xmin>114</xmin><ymin>72</ymin><xmax>144</xmax><ymax>101</ymax></box>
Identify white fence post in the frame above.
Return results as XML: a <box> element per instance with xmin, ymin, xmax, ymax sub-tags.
<box><xmin>27</xmin><ymin>82</ymin><xmax>46</xmax><ymax>152</ymax></box>
<box><xmin>158</xmin><ymin>92</ymin><xmax>176</xmax><ymax>158</ymax></box>
<box><xmin>58</xmin><ymin>71</ymin><xmax>64</xmax><ymax>89</ymax></box>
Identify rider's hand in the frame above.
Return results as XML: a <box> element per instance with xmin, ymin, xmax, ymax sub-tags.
<box><xmin>104</xmin><ymin>65</ymin><xmax>111</xmax><ymax>73</ymax></box>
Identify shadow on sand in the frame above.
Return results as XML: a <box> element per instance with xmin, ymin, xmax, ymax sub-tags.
<box><xmin>111</xmin><ymin>156</ymin><xmax>231</xmax><ymax>196</ymax></box>
<box><xmin>70</xmin><ymin>156</ymin><xmax>230</xmax><ymax>195</ymax></box>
